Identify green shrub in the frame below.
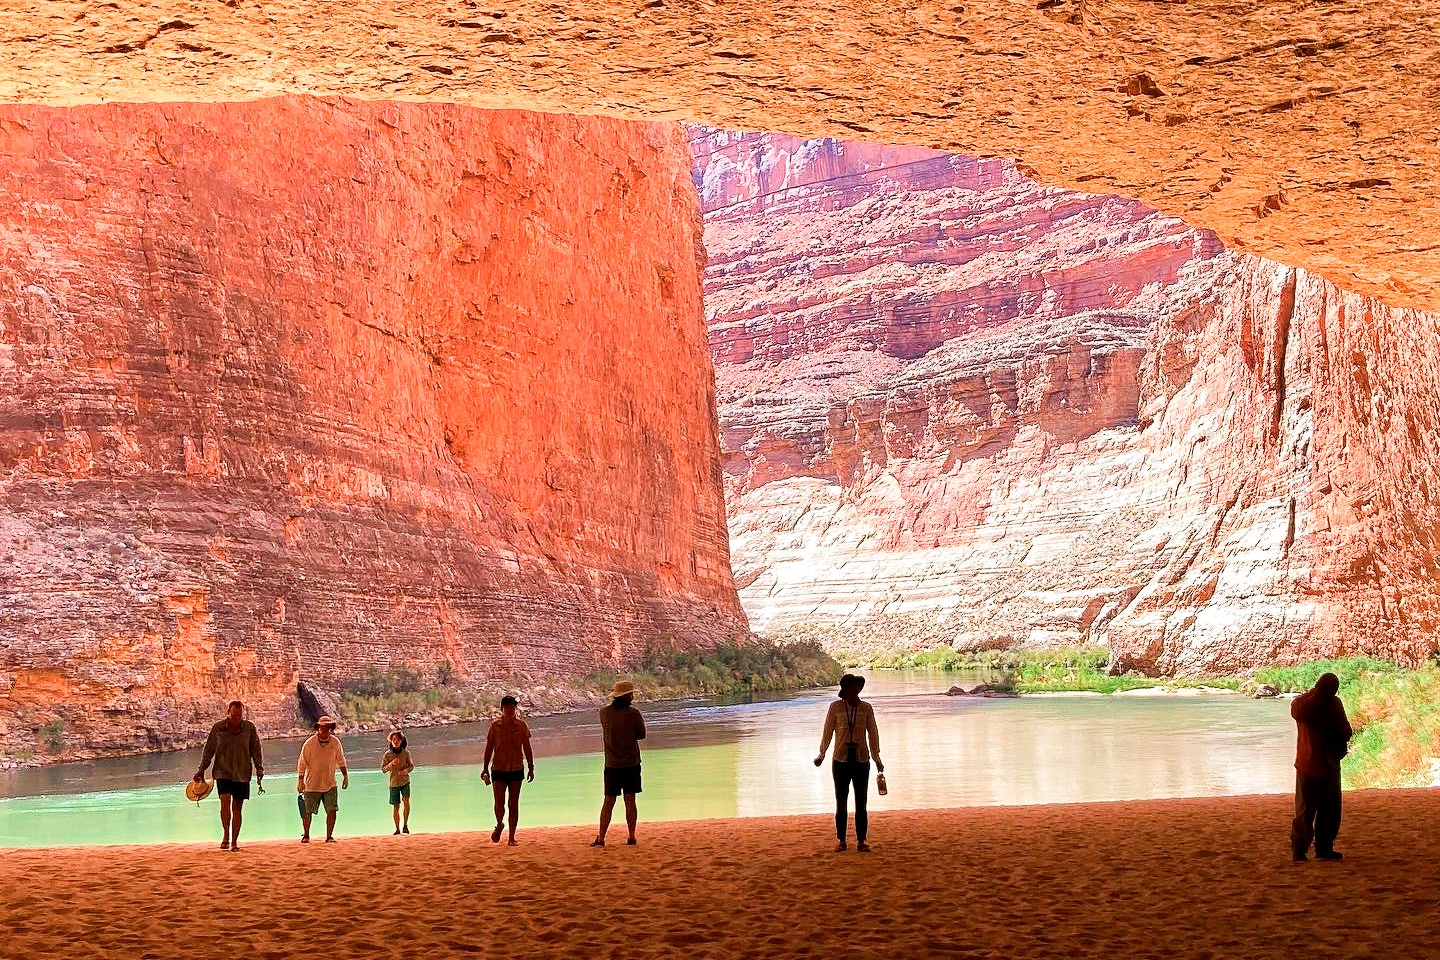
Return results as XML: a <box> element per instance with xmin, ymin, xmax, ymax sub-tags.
<box><xmin>1265</xmin><ymin>659</ymin><xmax>1440</xmax><ymax>789</ymax></box>
<box><xmin>853</xmin><ymin>645</ymin><xmax>1239</xmax><ymax>694</ymax></box>
<box><xmin>1253</xmin><ymin>657</ymin><xmax>1405</xmax><ymax>694</ymax></box>
<box><xmin>341</xmin><ymin>665</ymin><xmax>428</xmax><ymax>698</ymax></box>
<box><xmin>592</xmin><ymin>639</ymin><xmax>843</xmax><ymax>699</ymax></box>
<box><xmin>40</xmin><ymin>720</ymin><xmax>65</xmax><ymax>754</ymax></box>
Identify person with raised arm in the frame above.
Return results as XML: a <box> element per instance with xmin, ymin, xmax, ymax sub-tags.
<box><xmin>592</xmin><ymin>681</ymin><xmax>645</xmax><ymax>848</ymax></box>
<box><xmin>1290</xmin><ymin>672</ymin><xmax>1352</xmax><ymax>861</ymax></box>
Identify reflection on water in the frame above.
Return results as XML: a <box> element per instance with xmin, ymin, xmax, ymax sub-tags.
<box><xmin>0</xmin><ymin>671</ymin><xmax>1296</xmax><ymax>847</ymax></box>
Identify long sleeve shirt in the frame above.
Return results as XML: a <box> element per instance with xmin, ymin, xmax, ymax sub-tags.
<box><xmin>296</xmin><ymin>735</ymin><xmax>348</xmax><ymax>792</ymax></box>
<box><xmin>380</xmin><ymin>747</ymin><xmax>414</xmax><ymax>787</ymax></box>
<box><xmin>198</xmin><ymin>719</ymin><xmax>264</xmax><ymax>782</ymax></box>
<box><xmin>819</xmin><ymin>699</ymin><xmax>880</xmax><ymax>763</ymax></box>
<box><xmin>1292</xmin><ymin>689</ymin><xmax>1352</xmax><ymax>778</ymax></box>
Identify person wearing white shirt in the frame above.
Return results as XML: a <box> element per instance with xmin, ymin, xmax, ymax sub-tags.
<box><xmin>296</xmin><ymin>715</ymin><xmax>349</xmax><ymax>843</ymax></box>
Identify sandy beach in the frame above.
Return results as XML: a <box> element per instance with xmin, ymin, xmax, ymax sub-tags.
<box><xmin>3</xmin><ymin>790</ymin><xmax>1436</xmax><ymax>959</ymax></box>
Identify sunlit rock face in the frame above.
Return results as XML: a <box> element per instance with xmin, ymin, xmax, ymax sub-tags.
<box><xmin>0</xmin><ymin>98</ymin><xmax>745</xmax><ymax>756</ymax></box>
<box><xmin>697</xmin><ymin>128</ymin><xmax>1440</xmax><ymax>673</ymax></box>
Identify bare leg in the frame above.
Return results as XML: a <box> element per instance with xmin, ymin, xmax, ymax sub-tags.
<box><xmin>218</xmin><ymin>794</ymin><xmax>233</xmax><ymax>848</ymax></box>
<box><xmin>301</xmin><ymin>810</ymin><xmax>312</xmax><ymax>840</ymax></box>
<box><xmin>402</xmin><ymin>795</ymin><xmax>411</xmax><ymax>830</ymax></box>
<box><xmin>230</xmin><ymin>799</ymin><xmax>245</xmax><ymax>849</ymax></box>
<box><xmin>325</xmin><ymin>809</ymin><xmax>337</xmax><ymax>841</ymax></box>
<box><xmin>596</xmin><ymin>795</ymin><xmax>617</xmax><ymax>844</ymax></box>
<box><xmin>392</xmin><ymin>803</ymin><xmax>401</xmax><ymax>832</ymax></box>
<box><xmin>491</xmin><ymin>781</ymin><xmax>507</xmax><ymax>841</ymax></box>
<box><xmin>623</xmin><ymin>793</ymin><xmax>638</xmax><ymax>843</ymax></box>
<box><xmin>507</xmin><ymin>781</ymin><xmax>522</xmax><ymax>843</ymax></box>
<box><xmin>492</xmin><ymin>781</ymin><xmax>507</xmax><ymax>826</ymax></box>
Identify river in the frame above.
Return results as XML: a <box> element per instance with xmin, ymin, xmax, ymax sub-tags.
<box><xmin>0</xmin><ymin>670</ymin><xmax>1297</xmax><ymax>847</ymax></box>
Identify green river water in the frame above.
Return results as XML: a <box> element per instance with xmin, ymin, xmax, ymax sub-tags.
<box><xmin>0</xmin><ymin>671</ymin><xmax>1297</xmax><ymax>847</ymax></box>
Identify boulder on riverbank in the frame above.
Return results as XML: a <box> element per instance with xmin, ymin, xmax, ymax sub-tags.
<box><xmin>1238</xmin><ymin>679</ymin><xmax>1282</xmax><ymax>699</ymax></box>
<box><xmin>945</xmin><ymin>684</ymin><xmax>1019</xmax><ymax>699</ymax></box>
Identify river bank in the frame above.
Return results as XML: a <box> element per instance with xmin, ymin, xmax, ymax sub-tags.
<box><xmin>840</xmin><ymin>646</ymin><xmax>1440</xmax><ymax>788</ymax></box>
<box><xmin>0</xmin><ymin>640</ymin><xmax>842</xmax><ymax>770</ymax></box>
<box><xmin>4</xmin><ymin>791</ymin><xmax>1437</xmax><ymax>959</ymax></box>
<box><xmin>0</xmin><ymin>672</ymin><xmax>1295</xmax><ymax>846</ymax></box>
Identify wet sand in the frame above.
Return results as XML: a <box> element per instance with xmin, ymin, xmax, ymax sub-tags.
<box><xmin>3</xmin><ymin>790</ymin><xmax>1437</xmax><ymax>959</ymax></box>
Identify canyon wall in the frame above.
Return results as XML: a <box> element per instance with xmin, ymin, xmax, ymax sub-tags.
<box><xmin>697</xmin><ymin>129</ymin><xmax>1440</xmax><ymax>674</ymax></box>
<box><xmin>0</xmin><ymin>98</ymin><xmax>745</xmax><ymax>758</ymax></box>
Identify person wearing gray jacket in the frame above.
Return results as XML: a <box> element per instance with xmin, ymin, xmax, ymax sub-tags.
<box><xmin>193</xmin><ymin>700</ymin><xmax>264</xmax><ymax>852</ymax></box>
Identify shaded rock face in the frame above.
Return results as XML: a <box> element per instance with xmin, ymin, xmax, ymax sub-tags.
<box><xmin>697</xmin><ymin>129</ymin><xmax>1440</xmax><ymax>674</ymax></box>
<box><xmin>5</xmin><ymin>0</ymin><xmax>1438</xmax><ymax>313</ymax></box>
<box><xmin>0</xmin><ymin>98</ymin><xmax>745</xmax><ymax>757</ymax></box>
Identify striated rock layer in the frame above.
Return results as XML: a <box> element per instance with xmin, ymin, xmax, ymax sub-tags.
<box><xmin>2</xmin><ymin>1</ymin><xmax>1438</xmax><ymax>314</ymax></box>
<box><xmin>0</xmin><ymin>98</ymin><xmax>745</xmax><ymax>757</ymax></box>
<box><xmin>698</xmin><ymin>129</ymin><xmax>1440</xmax><ymax>674</ymax></box>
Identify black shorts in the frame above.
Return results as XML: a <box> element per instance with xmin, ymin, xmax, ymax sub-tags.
<box><xmin>216</xmin><ymin>778</ymin><xmax>251</xmax><ymax>801</ymax></box>
<box><xmin>603</xmin><ymin>765</ymin><xmax>642</xmax><ymax>797</ymax></box>
<box><xmin>492</xmin><ymin>769</ymin><xmax>525</xmax><ymax>783</ymax></box>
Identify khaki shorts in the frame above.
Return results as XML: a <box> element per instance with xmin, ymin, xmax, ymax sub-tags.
<box><xmin>303</xmin><ymin>787</ymin><xmax>339</xmax><ymax>815</ymax></box>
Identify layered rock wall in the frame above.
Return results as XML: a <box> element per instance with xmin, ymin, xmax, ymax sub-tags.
<box><xmin>699</xmin><ymin>129</ymin><xmax>1440</xmax><ymax>673</ymax></box>
<box><xmin>0</xmin><ymin>98</ymin><xmax>745</xmax><ymax>757</ymax></box>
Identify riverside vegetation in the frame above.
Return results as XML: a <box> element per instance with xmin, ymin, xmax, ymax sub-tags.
<box><xmin>335</xmin><ymin>640</ymin><xmax>842</xmax><ymax>727</ymax></box>
<box><xmin>843</xmin><ymin>645</ymin><xmax>1440</xmax><ymax>789</ymax></box>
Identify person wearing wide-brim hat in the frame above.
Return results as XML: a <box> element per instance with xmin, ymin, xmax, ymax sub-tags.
<box><xmin>591</xmin><ymin>680</ymin><xmax>646</xmax><ymax>847</ymax></box>
<box><xmin>814</xmin><ymin>674</ymin><xmax>882</xmax><ymax>852</ymax></box>
<box><xmin>296</xmin><ymin>716</ymin><xmax>349</xmax><ymax>844</ymax></box>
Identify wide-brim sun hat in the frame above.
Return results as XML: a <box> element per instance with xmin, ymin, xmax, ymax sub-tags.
<box><xmin>315</xmin><ymin>715</ymin><xmax>337</xmax><ymax>729</ymax></box>
<box><xmin>185</xmin><ymin>779</ymin><xmax>213</xmax><ymax>802</ymax></box>
<box><xmin>610</xmin><ymin>680</ymin><xmax>636</xmax><ymax>698</ymax></box>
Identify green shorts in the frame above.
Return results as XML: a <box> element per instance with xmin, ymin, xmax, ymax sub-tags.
<box><xmin>388</xmin><ymin>783</ymin><xmax>411</xmax><ymax>805</ymax></box>
<box><xmin>304</xmin><ymin>787</ymin><xmax>339</xmax><ymax>815</ymax></box>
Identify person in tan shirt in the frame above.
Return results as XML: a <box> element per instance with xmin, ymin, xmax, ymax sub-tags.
<box><xmin>814</xmin><ymin>674</ymin><xmax>882</xmax><ymax>852</ymax></box>
<box><xmin>381</xmin><ymin>730</ymin><xmax>415</xmax><ymax>835</ymax></box>
<box><xmin>482</xmin><ymin>696</ymin><xmax>534</xmax><ymax>845</ymax></box>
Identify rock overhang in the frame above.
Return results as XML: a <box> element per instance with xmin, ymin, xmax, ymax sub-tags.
<box><xmin>2</xmin><ymin>0</ymin><xmax>1436</xmax><ymax>311</ymax></box>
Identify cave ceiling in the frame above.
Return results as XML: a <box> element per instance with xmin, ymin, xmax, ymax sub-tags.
<box><xmin>3</xmin><ymin>0</ymin><xmax>1437</xmax><ymax>311</ymax></box>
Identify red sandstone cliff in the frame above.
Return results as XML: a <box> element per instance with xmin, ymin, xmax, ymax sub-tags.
<box><xmin>0</xmin><ymin>98</ymin><xmax>746</xmax><ymax>758</ymax></box>
<box><xmin>697</xmin><ymin>129</ymin><xmax>1440</xmax><ymax>674</ymax></box>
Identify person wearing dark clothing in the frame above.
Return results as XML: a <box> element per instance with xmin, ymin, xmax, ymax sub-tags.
<box><xmin>1290</xmin><ymin>672</ymin><xmax>1352</xmax><ymax>861</ymax></box>
<box><xmin>193</xmin><ymin>700</ymin><xmax>265</xmax><ymax>852</ymax></box>
<box><xmin>815</xmin><ymin>674</ymin><xmax>882</xmax><ymax>852</ymax></box>
<box><xmin>592</xmin><ymin>680</ymin><xmax>646</xmax><ymax>847</ymax></box>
